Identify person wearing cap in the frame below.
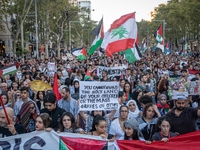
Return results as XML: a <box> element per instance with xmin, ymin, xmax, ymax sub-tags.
<box><xmin>119</xmin><ymin>118</ymin><xmax>145</xmax><ymax>141</ymax></box>
<box><xmin>157</xmin><ymin>94</ymin><xmax>170</xmax><ymax>116</ymax></box>
<box><xmin>166</xmin><ymin>98</ymin><xmax>200</xmax><ymax>135</ymax></box>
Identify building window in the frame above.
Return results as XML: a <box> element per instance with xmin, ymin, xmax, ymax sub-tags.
<box><xmin>0</xmin><ymin>41</ymin><xmax>5</xmax><ymax>56</ymax></box>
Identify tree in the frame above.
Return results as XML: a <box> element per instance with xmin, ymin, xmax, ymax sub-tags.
<box><xmin>0</xmin><ymin>0</ymin><xmax>34</xmax><ymax>58</ymax></box>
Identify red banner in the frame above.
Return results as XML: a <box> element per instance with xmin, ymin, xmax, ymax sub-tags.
<box><xmin>188</xmin><ymin>70</ymin><xmax>200</xmax><ymax>75</ymax></box>
<box><xmin>60</xmin><ymin>136</ymin><xmax>107</xmax><ymax>150</ymax></box>
<box><xmin>116</xmin><ymin>130</ymin><xmax>200</xmax><ymax>150</ymax></box>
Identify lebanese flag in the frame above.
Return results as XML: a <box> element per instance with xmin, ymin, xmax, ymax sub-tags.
<box><xmin>124</xmin><ymin>30</ymin><xmax>141</xmax><ymax>64</ymax></box>
<box><xmin>88</xmin><ymin>17</ymin><xmax>104</xmax><ymax>55</ymax></box>
<box><xmin>154</xmin><ymin>24</ymin><xmax>164</xmax><ymax>52</ymax></box>
<box><xmin>60</xmin><ymin>137</ymin><xmax>107</xmax><ymax>150</ymax></box>
<box><xmin>53</xmin><ymin>73</ymin><xmax>60</xmax><ymax>101</ymax></box>
<box><xmin>101</xmin><ymin>12</ymin><xmax>137</xmax><ymax>58</ymax></box>
<box><xmin>71</xmin><ymin>46</ymin><xmax>87</xmax><ymax>60</ymax></box>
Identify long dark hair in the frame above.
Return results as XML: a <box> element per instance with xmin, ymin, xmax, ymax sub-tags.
<box><xmin>57</xmin><ymin>112</ymin><xmax>78</xmax><ymax>133</ymax></box>
<box><xmin>90</xmin><ymin>110</ymin><xmax>105</xmax><ymax>117</ymax></box>
<box><xmin>155</xmin><ymin>116</ymin><xmax>171</xmax><ymax>132</ymax></box>
<box><xmin>124</xmin><ymin>128</ymin><xmax>139</xmax><ymax>140</ymax></box>
<box><xmin>91</xmin><ymin>114</ymin><xmax>106</xmax><ymax>132</ymax></box>
<box><xmin>0</xmin><ymin>93</ymin><xmax>8</xmax><ymax>105</ymax></box>
<box><xmin>123</xmin><ymin>82</ymin><xmax>132</xmax><ymax>95</ymax></box>
<box><xmin>142</xmin><ymin>103</ymin><xmax>157</xmax><ymax>119</ymax></box>
<box><xmin>37</xmin><ymin>91</ymin><xmax>45</xmax><ymax>100</ymax></box>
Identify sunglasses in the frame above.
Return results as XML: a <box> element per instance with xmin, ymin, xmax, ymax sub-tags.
<box><xmin>30</xmin><ymin>107</ymin><xmax>35</xmax><ymax>109</ymax></box>
<box><xmin>17</xmin><ymin>94</ymin><xmax>20</xmax><ymax>96</ymax></box>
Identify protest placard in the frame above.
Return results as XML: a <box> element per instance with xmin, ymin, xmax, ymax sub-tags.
<box><xmin>168</xmin><ymin>77</ymin><xmax>188</xmax><ymax>99</ymax></box>
<box><xmin>97</xmin><ymin>66</ymin><xmax>127</xmax><ymax>80</ymax></box>
<box><xmin>47</xmin><ymin>62</ymin><xmax>55</xmax><ymax>77</ymax></box>
<box><xmin>188</xmin><ymin>81</ymin><xmax>200</xmax><ymax>95</ymax></box>
<box><xmin>79</xmin><ymin>81</ymin><xmax>119</xmax><ymax>111</ymax></box>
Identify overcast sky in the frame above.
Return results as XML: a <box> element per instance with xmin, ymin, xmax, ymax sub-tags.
<box><xmin>90</xmin><ymin>0</ymin><xmax>167</xmax><ymax>31</ymax></box>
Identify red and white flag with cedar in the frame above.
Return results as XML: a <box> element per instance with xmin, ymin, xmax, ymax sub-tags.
<box><xmin>101</xmin><ymin>12</ymin><xmax>137</xmax><ymax>58</ymax></box>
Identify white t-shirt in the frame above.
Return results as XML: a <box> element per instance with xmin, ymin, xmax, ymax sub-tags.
<box><xmin>109</xmin><ymin>118</ymin><xmax>124</xmax><ymax>140</ymax></box>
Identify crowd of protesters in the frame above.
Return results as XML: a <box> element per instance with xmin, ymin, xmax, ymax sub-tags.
<box><xmin>0</xmin><ymin>50</ymin><xmax>200</xmax><ymax>144</ymax></box>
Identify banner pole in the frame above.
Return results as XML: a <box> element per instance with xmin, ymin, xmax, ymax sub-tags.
<box><xmin>0</xmin><ymin>95</ymin><xmax>10</xmax><ymax>125</ymax></box>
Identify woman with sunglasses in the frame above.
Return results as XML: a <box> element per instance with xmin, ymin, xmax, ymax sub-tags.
<box><xmin>16</xmin><ymin>101</ymin><xmax>38</xmax><ymax>132</ymax></box>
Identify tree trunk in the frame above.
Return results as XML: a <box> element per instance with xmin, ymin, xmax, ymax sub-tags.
<box><xmin>21</xmin><ymin>19</ymin><xmax>24</xmax><ymax>62</ymax></box>
<box><xmin>45</xmin><ymin>12</ymin><xmax>49</xmax><ymax>59</ymax></box>
<box><xmin>57</xmin><ymin>38</ymin><xmax>60</xmax><ymax>58</ymax></box>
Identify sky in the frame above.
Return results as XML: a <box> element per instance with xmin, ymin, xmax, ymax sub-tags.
<box><xmin>90</xmin><ymin>0</ymin><xmax>167</xmax><ymax>31</ymax></box>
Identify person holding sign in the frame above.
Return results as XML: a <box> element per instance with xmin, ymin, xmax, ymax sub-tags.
<box><xmin>0</xmin><ymin>108</ymin><xmax>26</xmax><ymax>138</ymax></box>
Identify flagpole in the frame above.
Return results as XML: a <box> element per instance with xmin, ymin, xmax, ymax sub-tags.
<box><xmin>0</xmin><ymin>95</ymin><xmax>10</xmax><ymax>125</ymax></box>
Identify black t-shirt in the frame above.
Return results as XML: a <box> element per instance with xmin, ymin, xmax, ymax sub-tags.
<box><xmin>0</xmin><ymin>123</ymin><xmax>26</xmax><ymax>138</ymax></box>
<box><xmin>166</xmin><ymin>107</ymin><xmax>198</xmax><ymax>135</ymax></box>
<box><xmin>40</xmin><ymin>106</ymin><xmax>66</xmax><ymax>130</ymax></box>
<box><xmin>152</xmin><ymin>132</ymin><xmax>177</xmax><ymax>141</ymax></box>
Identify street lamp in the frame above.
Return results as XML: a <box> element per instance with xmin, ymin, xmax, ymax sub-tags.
<box><xmin>153</xmin><ymin>19</ymin><xmax>166</xmax><ymax>46</ymax></box>
<box><xmin>69</xmin><ymin>21</ymin><xmax>81</xmax><ymax>53</ymax></box>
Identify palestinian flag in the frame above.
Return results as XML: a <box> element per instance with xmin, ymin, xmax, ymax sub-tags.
<box><xmin>101</xmin><ymin>12</ymin><xmax>137</xmax><ymax>58</ymax></box>
<box><xmin>84</xmin><ymin>70</ymin><xmax>91</xmax><ymax>81</ymax></box>
<box><xmin>124</xmin><ymin>29</ymin><xmax>141</xmax><ymax>64</ymax></box>
<box><xmin>59</xmin><ymin>137</ymin><xmax>107</xmax><ymax>150</ymax></box>
<box><xmin>141</xmin><ymin>38</ymin><xmax>147</xmax><ymax>53</ymax></box>
<box><xmin>154</xmin><ymin>24</ymin><xmax>164</xmax><ymax>52</ymax></box>
<box><xmin>165</xmin><ymin>40</ymin><xmax>170</xmax><ymax>55</ymax></box>
<box><xmin>88</xmin><ymin>18</ymin><xmax>104</xmax><ymax>55</ymax></box>
<box><xmin>0</xmin><ymin>64</ymin><xmax>17</xmax><ymax>77</ymax></box>
<box><xmin>99</xmin><ymin>47</ymin><xmax>104</xmax><ymax>60</ymax></box>
<box><xmin>71</xmin><ymin>46</ymin><xmax>87</xmax><ymax>60</ymax></box>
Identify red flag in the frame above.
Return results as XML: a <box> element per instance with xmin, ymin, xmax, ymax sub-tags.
<box><xmin>188</xmin><ymin>69</ymin><xmax>200</xmax><ymax>75</ymax></box>
<box><xmin>0</xmin><ymin>95</ymin><xmax>10</xmax><ymax>125</ymax></box>
<box><xmin>60</xmin><ymin>136</ymin><xmax>107</xmax><ymax>150</ymax></box>
<box><xmin>120</xmin><ymin>73</ymin><xmax>123</xmax><ymax>79</ymax></box>
<box><xmin>53</xmin><ymin>73</ymin><xmax>60</xmax><ymax>101</ymax></box>
<box><xmin>116</xmin><ymin>130</ymin><xmax>200</xmax><ymax>150</ymax></box>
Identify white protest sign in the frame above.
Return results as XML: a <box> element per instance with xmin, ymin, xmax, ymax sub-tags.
<box><xmin>97</xmin><ymin>66</ymin><xmax>127</xmax><ymax>80</ymax></box>
<box><xmin>67</xmin><ymin>53</ymin><xmax>73</xmax><ymax>60</ymax></box>
<box><xmin>79</xmin><ymin>81</ymin><xmax>119</xmax><ymax>111</ymax></box>
<box><xmin>47</xmin><ymin>62</ymin><xmax>55</xmax><ymax>77</ymax></box>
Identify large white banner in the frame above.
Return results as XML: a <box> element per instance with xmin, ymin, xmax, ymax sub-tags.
<box><xmin>97</xmin><ymin>66</ymin><xmax>127</xmax><ymax>80</ymax></box>
<box><xmin>0</xmin><ymin>130</ymin><xmax>114</xmax><ymax>150</ymax></box>
<box><xmin>79</xmin><ymin>81</ymin><xmax>119</xmax><ymax>111</ymax></box>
